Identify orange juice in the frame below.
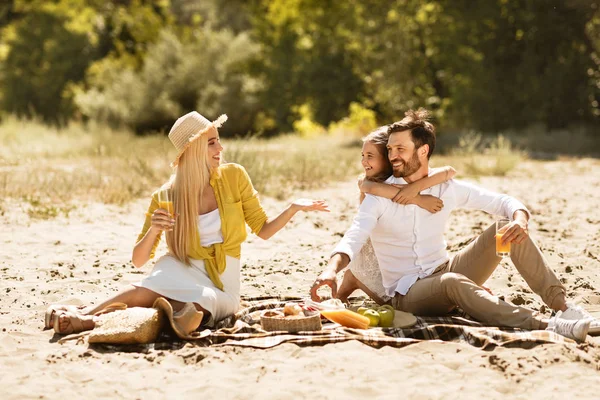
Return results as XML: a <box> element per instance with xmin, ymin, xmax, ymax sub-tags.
<box><xmin>495</xmin><ymin>233</ymin><xmax>510</xmax><ymax>256</ymax></box>
<box><xmin>158</xmin><ymin>201</ymin><xmax>174</xmax><ymax>216</ymax></box>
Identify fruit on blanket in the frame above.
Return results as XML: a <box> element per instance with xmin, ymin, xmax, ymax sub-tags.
<box><xmin>378</xmin><ymin>309</ymin><xmax>395</xmax><ymax>327</ymax></box>
<box><xmin>363</xmin><ymin>309</ymin><xmax>380</xmax><ymax>327</ymax></box>
<box><xmin>357</xmin><ymin>307</ymin><xmax>369</xmax><ymax>315</ymax></box>
<box><xmin>283</xmin><ymin>302</ymin><xmax>304</xmax><ymax>316</ymax></box>
<box><xmin>378</xmin><ymin>305</ymin><xmax>395</xmax><ymax>313</ymax></box>
<box><xmin>320</xmin><ymin>309</ymin><xmax>370</xmax><ymax>329</ymax></box>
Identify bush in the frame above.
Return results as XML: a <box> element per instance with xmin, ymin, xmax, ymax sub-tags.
<box><xmin>76</xmin><ymin>28</ymin><xmax>262</xmax><ymax>135</ymax></box>
<box><xmin>292</xmin><ymin>104</ymin><xmax>326</xmax><ymax>138</ymax></box>
<box><xmin>328</xmin><ymin>102</ymin><xmax>379</xmax><ymax>139</ymax></box>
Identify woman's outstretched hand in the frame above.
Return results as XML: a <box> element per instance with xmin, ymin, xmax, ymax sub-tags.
<box><xmin>291</xmin><ymin>199</ymin><xmax>330</xmax><ymax>213</ymax></box>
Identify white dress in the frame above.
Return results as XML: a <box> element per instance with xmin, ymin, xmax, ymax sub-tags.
<box><xmin>348</xmin><ymin>238</ymin><xmax>391</xmax><ymax>302</ymax></box>
<box><xmin>134</xmin><ymin>209</ymin><xmax>240</xmax><ymax>327</ymax></box>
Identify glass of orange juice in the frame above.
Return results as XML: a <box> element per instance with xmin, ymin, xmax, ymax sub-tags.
<box><xmin>158</xmin><ymin>187</ymin><xmax>174</xmax><ymax>222</ymax></box>
<box><xmin>495</xmin><ymin>218</ymin><xmax>510</xmax><ymax>257</ymax></box>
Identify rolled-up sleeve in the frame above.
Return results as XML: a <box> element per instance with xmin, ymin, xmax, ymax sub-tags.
<box><xmin>236</xmin><ymin>165</ymin><xmax>268</xmax><ymax>235</ymax></box>
<box><xmin>331</xmin><ymin>195</ymin><xmax>382</xmax><ymax>261</ymax></box>
<box><xmin>451</xmin><ymin>179</ymin><xmax>530</xmax><ymax>220</ymax></box>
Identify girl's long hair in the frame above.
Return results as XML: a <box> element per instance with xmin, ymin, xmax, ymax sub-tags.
<box><xmin>363</xmin><ymin>126</ymin><xmax>393</xmax><ymax>182</ymax></box>
<box><xmin>165</xmin><ymin>131</ymin><xmax>218</xmax><ymax>264</ymax></box>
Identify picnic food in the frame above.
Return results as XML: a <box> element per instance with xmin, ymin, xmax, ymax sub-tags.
<box><xmin>260</xmin><ymin>303</ymin><xmax>321</xmax><ymax>332</ymax></box>
<box><xmin>352</xmin><ymin>305</ymin><xmax>396</xmax><ymax>327</ymax></box>
<box><xmin>320</xmin><ymin>309</ymin><xmax>370</xmax><ymax>330</ymax></box>
<box><xmin>283</xmin><ymin>302</ymin><xmax>304</xmax><ymax>317</ymax></box>
<box><xmin>378</xmin><ymin>308</ymin><xmax>394</xmax><ymax>327</ymax></box>
<box><xmin>363</xmin><ymin>309</ymin><xmax>380</xmax><ymax>327</ymax></box>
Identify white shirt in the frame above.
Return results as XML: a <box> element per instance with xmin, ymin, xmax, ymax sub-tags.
<box><xmin>332</xmin><ymin>174</ymin><xmax>529</xmax><ymax>297</ymax></box>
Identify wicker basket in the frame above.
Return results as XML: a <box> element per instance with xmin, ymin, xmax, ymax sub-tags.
<box><xmin>260</xmin><ymin>309</ymin><xmax>322</xmax><ymax>333</ymax></box>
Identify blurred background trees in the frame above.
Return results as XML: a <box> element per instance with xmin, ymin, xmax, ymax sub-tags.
<box><xmin>0</xmin><ymin>0</ymin><xmax>598</xmax><ymax>136</ymax></box>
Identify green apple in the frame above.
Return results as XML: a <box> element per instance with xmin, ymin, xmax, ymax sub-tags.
<box><xmin>378</xmin><ymin>304</ymin><xmax>395</xmax><ymax>313</ymax></box>
<box><xmin>356</xmin><ymin>307</ymin><xmax>369</xmax><ymax>316</ymax></box>
<box><xmin>363</xmin><ymin>309</ymin><xmax>380</xmax><ymax>327</ymax></box>
<box><xmin>378</xmin><ymin>309</ymin><xmax>395</xmax><ymax>327</ymax></box>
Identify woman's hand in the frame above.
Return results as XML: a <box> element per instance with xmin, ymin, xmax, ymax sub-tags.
<box><xmin>151</xmin><ymin>208</ymin><xmax>175</xmax><ymax>232</ymax></box>
<box><xmin>392</xmin><ymin>182</ymin><xmax>421</xmax><ymax>204</ymax></box>
<box><xmin>291</xmin><ymin>199</ymin><xmax>330</xmax><ymax>213</ymax></box>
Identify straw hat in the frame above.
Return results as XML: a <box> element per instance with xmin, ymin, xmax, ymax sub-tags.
<box><xmin>152</xmin><ymin>297</ymin><xmax>209</xmax><ymax>340</ymax></box>
<box><xmin>168</xmin><ymin>111</ymin><xmax>228</xmax><ymax>168</ymax></box>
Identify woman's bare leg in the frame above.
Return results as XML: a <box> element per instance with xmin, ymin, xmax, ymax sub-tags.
<box><xmin>56</xmin><ymin>285</ymin><xmax>209</xmax><ymax>332</ymax></box>
<box><xmin>83</xmin><ymin>285</ymin><xmax>163</xmax><ymax>315</ymax></box>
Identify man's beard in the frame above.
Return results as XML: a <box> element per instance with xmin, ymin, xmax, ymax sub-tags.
<box><xmin>392</xmin><ymin>151</ymin><xmax>422</xmax><ymax>177</ymax></box>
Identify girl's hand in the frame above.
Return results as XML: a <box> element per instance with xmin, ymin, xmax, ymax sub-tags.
<box><xmin>151</xmin><ymin>208</ymin><xmax>175</xmax><ymax>232</ymax></box>
<box><xmin>392</xmin><ymin>182</ymin><xmax>421</xmax><ymax>204</ymax></box>
<box><xmin>291</xmin><ymin>199</ymin><xmax>330</xmax><ymax>213</ymax></box>
<box><xmin>357</xmin><ymin>176</ymin><xmax>365</xmax><ymax>191</ymax></box>
<box><xmin>413</xmin><ymin>195</ymin><xmax>443</xmax><ymax>213</ymax></box>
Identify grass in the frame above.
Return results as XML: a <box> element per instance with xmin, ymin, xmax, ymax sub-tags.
<box><xmin>445</xmin><ymin>132</ymin><xmax>525</xmax><ymax>177</ymax></box>
<box><xmin>0</xmin><ymin>117</ymin><xmax>552</xmax><ymax>219</ymax></box>
<box><xmin>0</xmin><ymin>118</ymin><xmax>363</xmax><ymax>218</ymax></box>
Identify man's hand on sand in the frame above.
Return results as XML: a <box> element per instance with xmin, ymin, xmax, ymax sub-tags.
<box><xmin>501</xmin><ymin>218</ymin><xmax>529</xmax><ymax>245</ymax></box>
<box><xmin>310</xmin><ymin>268</ymin><xmax>338</xmax><ymax>301</ymax></box>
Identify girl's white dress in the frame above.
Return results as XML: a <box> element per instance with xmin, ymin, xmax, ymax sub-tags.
<box><xmin>348</xmin><ymin>238</ymin><xmax>391</xmax><ymax>302</ymax></box>
<box><xmin>134</xmin><ymin>209</ymin><xmax>239</xmax><ymax>326</ymax></box>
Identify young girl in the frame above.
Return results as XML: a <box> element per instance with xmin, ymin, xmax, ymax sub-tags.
<box><xmin>335</xmin><ymin>126</ymin><xmax>456</xmax><ymax>304</ymax></box>
<box><xmin>48</xmin><ymin>111</ymin><xmax>328</xmax><ymax>334</ymax></box>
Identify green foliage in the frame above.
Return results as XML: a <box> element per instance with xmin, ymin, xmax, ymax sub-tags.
<box><xmin>329</xmin><ymin>103</ymin><xmax>379</xmax><ymax>139</ymax></box>
<box><xmin>76</xmin><ymin>28</ymin><xmax>262</xmax><ymax>134</ymax></box>
<box><xmin>292</xmin><ymin>104</ymin><xmax>326</xmax><ymax>138</ymax></box>
<box><xmin>0</xmin><ymin>0</ymin><xmax>598</xmax><ymax>133</ymax></box>
<box><xmin>1</xmin><ymin>8</ymin><xmax>95</xmax><ymax>123</ymax></box>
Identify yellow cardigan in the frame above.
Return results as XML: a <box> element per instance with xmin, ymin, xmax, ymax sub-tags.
<box><xmin>137</xmin><ymin>163</ymin><xmax>268</xmax><ymax>291</ymax></box>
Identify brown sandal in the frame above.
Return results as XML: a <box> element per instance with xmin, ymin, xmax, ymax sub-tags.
<box><xmin>44</xmin><ymin>305</ymin><xmax>85</xmax><ymax>330</ymax></box>
<box><xmin>52</xmin><ymin>303</ymin><xmax>127</xmax><ymax>335</ymax></box>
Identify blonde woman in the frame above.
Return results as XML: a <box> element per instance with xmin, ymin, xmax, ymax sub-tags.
<box><xmin>49</xmin><ymin>111</ymin><xmax>328</xmax><ymax>334</ymax></box>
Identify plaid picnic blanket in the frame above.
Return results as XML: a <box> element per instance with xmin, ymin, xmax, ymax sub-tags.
<box><xmin>149</xmin><ymin>296</ymin><xmax>572</xmax><ymax>350</ymax></box>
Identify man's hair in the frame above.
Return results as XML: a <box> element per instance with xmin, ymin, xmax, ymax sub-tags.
<box><xmin>387</xmin><ymin>108</ymin><xmax>436</xmax><ymax>159</ymax></box>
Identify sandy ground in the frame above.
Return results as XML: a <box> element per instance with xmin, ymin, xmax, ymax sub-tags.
<box><xmin>1</xmin><ymin>158</ymin><xmax>600</xmax><ymax>399</ymax></box>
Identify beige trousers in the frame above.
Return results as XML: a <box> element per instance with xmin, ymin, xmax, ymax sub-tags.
<box><xmin>392</xmin><ymin>223</ymin><xmax>566</xmax><ymax>330</ymax></box>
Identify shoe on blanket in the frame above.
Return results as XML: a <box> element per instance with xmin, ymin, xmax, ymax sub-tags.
<box><xmin>560</xmin><ymin>303</ymin><xmax>600</xmax><ymax>336</ymax></box>
<box><xmin>546</xmin><ymin>312</ymin><xmax>591</xmax><ymax>342</ymax></box>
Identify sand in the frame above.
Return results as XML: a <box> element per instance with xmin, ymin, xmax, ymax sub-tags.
<box><xmin>1</xmin><ymin>158</ymin><xmax>599</xmax><ymax>399</ymax></box>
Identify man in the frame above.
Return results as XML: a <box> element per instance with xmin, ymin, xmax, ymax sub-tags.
<box><xmin>311</xmin><ymin>108</ymin><xmax>597</xmax><ymax>341</ymax></box>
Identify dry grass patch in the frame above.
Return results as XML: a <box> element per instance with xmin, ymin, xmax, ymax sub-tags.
<box><xmin>0</xmin><ymin>119</ymin><xmax>363</xmax><ymax>217</ymax></box>
<box><xmin>444</xmin><ymin>132</ymin><xmax>525</xmax><ymax>177</ymax></box>
<box><xmin>1</xmin><ymin>118</ymin><xmax>531</xmax><ymax>219</ymax></box>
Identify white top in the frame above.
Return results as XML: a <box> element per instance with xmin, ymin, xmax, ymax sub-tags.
<box><xmin>135</xmin><ymin>207</ymin><xmax>240</xmax><ymax>326</ymax></box>
<box><xmin>332</xmin><ymin>175</ymin><xmax>530</xmax><ymax>297</ymax></box>
<box><xmin>197</xmin><ymin>208</ymin><xmax>224</xmax><ymax>246</ymax></box>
